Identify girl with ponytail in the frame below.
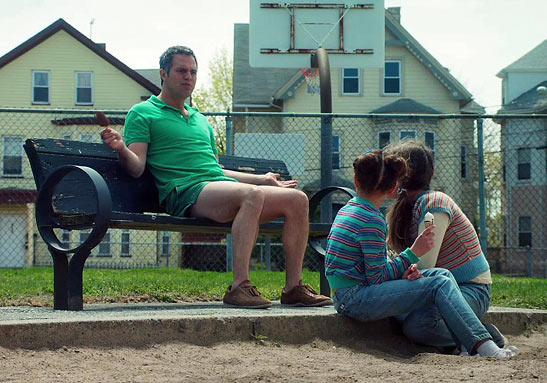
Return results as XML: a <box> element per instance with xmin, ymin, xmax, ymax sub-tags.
<box><xmin>325</xmin><ymin>149</ymin><xmax>517</xmax><ymax>358</ymax></box>
<box><xmin>385</xmin><ymin>140</ymin><xmax>516</xmax><ymax>355</ymax></box>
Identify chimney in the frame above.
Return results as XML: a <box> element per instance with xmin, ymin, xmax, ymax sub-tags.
<box><xmin>387</xmin><ymin>7</ymin><xmax>401</xmax><ymax>23</ymax></box>
<box><xmin>96</xmin><ymin>43</ymin><xmax>106</xmax><ymax>50</ymax></box>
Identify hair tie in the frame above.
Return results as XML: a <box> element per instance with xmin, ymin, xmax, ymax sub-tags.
<box><xmin>397</xmin><ymin>187</ymin><xmax>407</xmax><ymax>195</ymax></box>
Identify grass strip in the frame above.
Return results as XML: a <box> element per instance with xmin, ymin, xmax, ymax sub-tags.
<box><xmin>0</xmin><ymin>267</ymin><xmax>545</xmax><ymax>309</ymax></box>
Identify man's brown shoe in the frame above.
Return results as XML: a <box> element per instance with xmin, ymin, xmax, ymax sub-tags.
<box><xmin>280</xmin><ymin>282</ymin><xmax>333</xmax><ymax>307</ymax></box>
<box><xmin>223</xmin><ymin>280</ymin><xmax>272</xmax><ymax>309</ymax></box>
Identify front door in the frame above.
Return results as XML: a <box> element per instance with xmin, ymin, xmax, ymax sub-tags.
<box><xmin>0</xmin><ymin>214</ymin><xmax>26</xmax><ymax>268</ymax></box>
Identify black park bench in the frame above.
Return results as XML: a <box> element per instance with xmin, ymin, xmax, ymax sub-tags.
<box><xmin>24</xmin><ymin>138</ymin><xmax>356</xmax><ymax>311</ymax></box>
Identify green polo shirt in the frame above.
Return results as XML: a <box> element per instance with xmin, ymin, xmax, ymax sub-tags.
<box><xmin>124</xmin><ymin>96</ymin><xmax>236</xmax><ymax>215</ymax></box>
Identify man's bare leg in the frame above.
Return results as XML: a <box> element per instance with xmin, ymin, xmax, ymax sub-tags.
<box><xmin>189</xmin><ymin>182</ymin><xmax>309</xmax><ymax>288</ymax></box>
<box><xmin>259</xmin><ymin>187</ymin><xmax>309</xmax><ymax>290</ymax></box>
<box><xmin>259</xmin><ymin>186</ymin><xmax>331</xmax><ymax>306</ymax></box>
<box><xmin>188</xmin><ymin>182</ymin><xmax>265</xmax><ymax>287</ymax></box>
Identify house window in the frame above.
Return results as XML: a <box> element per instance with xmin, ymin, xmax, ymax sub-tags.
<box><xmin>161</xmin><ymin>231</ymin><xmax>171</xmax><ymax>257</ymax></box>
<box><xmin>518</xmin><ymin>216</ymin><xmax>532</xmax><ymax>247</ymax></box>
<box><xmin>332</xmin><ymin>135</ymin><xmax>341</xmax><ymax>170</ymax></box>
<box><xmin>384</xmin><ymin>61</ymin><xmax>401</xmax><ymax>95</ymax></box>
<box><xmin>61</xmin><ymin>230</ymin><xmax>71</xmax><ymax>248</ymax></box>
<box><xmin>2</xmin><ymin>136</ymin><xmax>24</xmax><ymax>177</ymax></box>
<box><xmin>76</xmin><ymin>72</ymin><xmax>93</xmax><ymax>105</ymax></box>
<box><xmin>121</xmin><ymin>229</ymin><xmax>131</xmax><ymax>257</ymax></box>
<box><xmin>79</xmin><ymin>229</ymin><xmax>91</xmax><ymax>255</ymax></box>
<box><xmin>461</xmin><ymin>145</ymin><xmax>467</xmax><ymax>179</ymax></box>
<box><xmin>80</xmin><ymin>134</ymin><xmax>95</xmax><ymax>143</ymax></box>
<box><xmin>400</xmin><ymin>131</ymin><xmax>416</xmax><ymax>140</ymax></box>
<box><xmin>378</xmin><ymin>131</ymin><xmax>391</xmax><ymax>149</ymax></box>
<box><xmin>425</xmin><ymin>132</ymin><xmax>436</xmax><ymax>153</ymax></box>
<box><xmin>517</xmin><ymin>148</ymin><xmax>531</xmax><ymax>180</ymax></box>
<box><xmin>32</xmin><ymin>70</ymin><xmax>50</xmax><ymax>104</ymax></box>
<box><xmin>342</xmin><ymin>68</ymin><xmax>360</xmax><ymax>95</ymax></box>
<box><xmin>97</xmin><ymin>230</ymin><xmax>111</xmax><ymax>256</ymax></box>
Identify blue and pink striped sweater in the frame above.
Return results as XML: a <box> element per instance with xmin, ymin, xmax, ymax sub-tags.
<box><xmin>410</xmin><ymin>191</ymin><xmax>490</xmax><ymax>283</ymax></box>
<box><xmin>325</xmin><ymin>197</ymin><xmax>419</xmax><ymax>290</ymax></box>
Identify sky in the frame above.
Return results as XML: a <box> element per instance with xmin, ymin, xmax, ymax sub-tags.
<box><xmin>0</xmin><ymin>0</ymin><xmax>545</xmax><ymax>113</ymax></box>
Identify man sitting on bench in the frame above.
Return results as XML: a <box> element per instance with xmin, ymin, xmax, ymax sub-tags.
<box><xmin>101</xmin><ymin>45</ymin><xmax>332</xmax><ymax>309</ymax></box>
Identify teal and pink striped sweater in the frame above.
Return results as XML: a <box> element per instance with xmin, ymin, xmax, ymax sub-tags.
<box><xmin>410</xmin><ymin>191</ymin><xmax>490</xmax><ymax>283</ymax></box>
<box><xmin>325</xmin><ymin>197</ymin><xmax>419</xmax><ymax>290</ymax></box>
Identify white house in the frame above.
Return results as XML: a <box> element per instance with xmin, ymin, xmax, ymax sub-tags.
<box><xmin>496</xmin><ymin>39</ymin><xmax>546</xmax><ymax>272</ymax></box>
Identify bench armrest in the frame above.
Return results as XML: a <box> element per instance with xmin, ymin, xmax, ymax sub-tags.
<box><xmin>308</xmin><ymin>186</ymin><xmax>356</xmax><ymax>257</ymax></box>
<box><xmin>36</xmin><ymin>165</ymin><xmax>112</xmax><ymax>253</ymax></box>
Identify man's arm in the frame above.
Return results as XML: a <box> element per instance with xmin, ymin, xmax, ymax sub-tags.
<box><xmin>222</xmin><ymin>169</ymin><xmax>298</xmax><ymax>188</ymax></box>
<box><xmin>101</xmin><ymin>127</ymin><xmax>148</xmax><ymax>178</ymax></box>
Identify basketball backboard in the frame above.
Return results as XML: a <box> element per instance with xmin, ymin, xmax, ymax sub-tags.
<box><xmin>249</xmin><ymin>0</ymin><xmax>385</xmax><ymax>68</ymax></box>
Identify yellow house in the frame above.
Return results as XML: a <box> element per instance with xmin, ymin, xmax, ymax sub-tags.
<box><xmin>0</xmin><ymin>19</ymin><xmax>186</xmax><ymax>268</ymax></box>
<box><xmin>233</xmin><ymin>7</ymin><xmax>482</xmax><ymax>219</ymax></box>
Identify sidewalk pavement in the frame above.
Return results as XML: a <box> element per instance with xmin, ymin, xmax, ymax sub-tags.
<box><xmin>1</xmin><ymin>302</ymin><xmax>545</xmax><ymax>349</ymax></box>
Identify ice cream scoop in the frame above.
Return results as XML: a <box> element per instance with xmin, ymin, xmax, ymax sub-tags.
<box><xmin>424</xmin><ymin>212</ymin><xmax>434</xmax><ymax>228</ymax></box>
<box><xmin>96</xmin><ymin>111</ymin><xmax>110</xmax><ymax>127</ymax></box>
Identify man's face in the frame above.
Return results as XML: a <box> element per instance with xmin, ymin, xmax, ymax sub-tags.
<box><xmin>161</xmin><ymin>54</ymin><xmax>198</xmax><ymax>100</ymax></box>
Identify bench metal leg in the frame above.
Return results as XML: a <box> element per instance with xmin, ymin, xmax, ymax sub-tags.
<box><xmin>67</xmin><ymin>250</ymin><xmax>91</xmax><ymax>311</ymax></box>
<box><xmin>33</xmin><ymin>164</ymin><xmax>112</xmax><ymax>310</ymax></box>
<box><xmin>49</xmin><ymin>246</ymin><xmax>69</xmax><ymax>310</ymax></box>
<box><xmin>319</xmin><ymin>262</ymin><xmax>331</xmax><ymax>297</ymax></box>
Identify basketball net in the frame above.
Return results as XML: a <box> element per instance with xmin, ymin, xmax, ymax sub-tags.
<box><xmin>301</xmin><ymin>68</ymin><xmax>320</xmax><ymax>94</ymax></box>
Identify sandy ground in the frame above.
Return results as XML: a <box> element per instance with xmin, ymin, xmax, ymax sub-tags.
<box><xmin>0</xmin><ymin>328</ymin><xmax>545</xmax><ymax>382</ymax></box>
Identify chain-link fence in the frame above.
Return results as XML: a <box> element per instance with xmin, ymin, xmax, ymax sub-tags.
<box><xmin>0</xmin><ymin>109</ymin><xmax>545</xmax><ymax>277</ymax></box>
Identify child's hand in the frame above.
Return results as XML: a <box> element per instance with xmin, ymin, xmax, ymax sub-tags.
<box><xmin>410</xmin><ymin>225</ymin><xmax>435</xmax><ymax>257</ymax></box>
<box><xmin>402</xmin><ymin>264</ymin><xmax>423</xmax><ymax>280</ymax></box>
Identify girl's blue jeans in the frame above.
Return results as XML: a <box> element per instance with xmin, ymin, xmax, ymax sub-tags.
<box><xmin>400</xmin><ymin>277</ymin><xmax>491</xmax><ymax>348</ymax></box>
<box><xmin>332</xmin><ymin>268</ymin><xmax>491</xmax><ymax>353</ymax></box>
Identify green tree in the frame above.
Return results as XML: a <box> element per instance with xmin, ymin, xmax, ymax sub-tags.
<box><xmin>192</xmin><ymin>47</ymin><xmax>233</xmax><ymax>154</ymax></box>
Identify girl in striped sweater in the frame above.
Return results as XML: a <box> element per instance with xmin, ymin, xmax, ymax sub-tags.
<box><xmin>325</xmin><ymin>149</ymin><xmax>517</xmax><ymax>357</ymax></box>
<box><xmin>385</xmin><ymin>140</ymin><xmax>514</xmax><ymax>354</ymax></box>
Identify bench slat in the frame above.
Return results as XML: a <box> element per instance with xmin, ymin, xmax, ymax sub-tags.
<box><xmin>26</xmin><ymin>138</ymin><xmax>291</xmax><ymax>179</ymax></box>
<box><xmin>47</xmin><ymin>210</ymin><xmax>332</xmax><ymax>237</ymax></box>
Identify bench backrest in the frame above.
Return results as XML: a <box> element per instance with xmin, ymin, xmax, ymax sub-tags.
<box><xmin>24</xmin><ymin>138</ymin><xmax>291</xmax><ymax>215</ymax></box>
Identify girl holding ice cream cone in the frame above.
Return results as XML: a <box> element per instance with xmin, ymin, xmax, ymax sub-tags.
<box><xmin>385</xmin><ymin>140</ymin><xmax>517</xmax><ymax>355</ymax></box>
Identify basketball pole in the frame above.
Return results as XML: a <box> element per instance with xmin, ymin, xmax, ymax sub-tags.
<box><xmin>311</xmin><ymin>48</ymin><xmax>333</xmax><ymax>297</ymax></box>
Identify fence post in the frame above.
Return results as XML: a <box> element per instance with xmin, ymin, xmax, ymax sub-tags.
<box><xmin>526</xmin><ymin>245</ymin><xmax>532</xmax><ymax>277</ymax></box>
<box><xmin>225</xmin><ymin>114</ymin><xmax>233</xmax><ymax>156</ymax></box>
<box><xmin>477</xmin><ymin>117</ymin><xmax>488</xmax><ymax>258</ymax></box>
<box><xmin>225</xmin><ymin>115</ymin><xmax>234</xmax><ymax>272</ymax></box>
<box><xmin>265</xmin><ymin>235</ymin><xmax>272</xmax><ymax>271</ymax></box>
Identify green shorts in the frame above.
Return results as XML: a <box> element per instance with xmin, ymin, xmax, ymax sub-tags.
<box><xmin>164</xmin><ymin>182</ymin><xmax>209</xmax><ymax>217</ymax></box>
<box><xmin>163</xmin><ymin>178</ymin><xmax>238</xmax><ymax>217</ymax></box>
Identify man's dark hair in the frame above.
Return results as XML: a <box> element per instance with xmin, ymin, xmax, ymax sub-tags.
<box><xmin>159</xmin><ymin>46</ymin><xmax>198</xmax><ymax>82</ymax></box>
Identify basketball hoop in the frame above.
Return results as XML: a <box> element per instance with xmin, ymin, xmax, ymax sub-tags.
<box><xmin>301</xmin><ymin>68</ymin><xmax>320</xmax><ymax>94</ymax></box>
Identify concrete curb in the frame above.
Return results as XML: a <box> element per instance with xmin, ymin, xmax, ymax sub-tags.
<box><xmin>0</xmin><ymin>303</ymin><xmax>545</xmax><ymax>350</ymax></box>
<box><xmin>483</xmin><ymin>307</ymin><xmax>547</xmax><ymax>335</ymax></box>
